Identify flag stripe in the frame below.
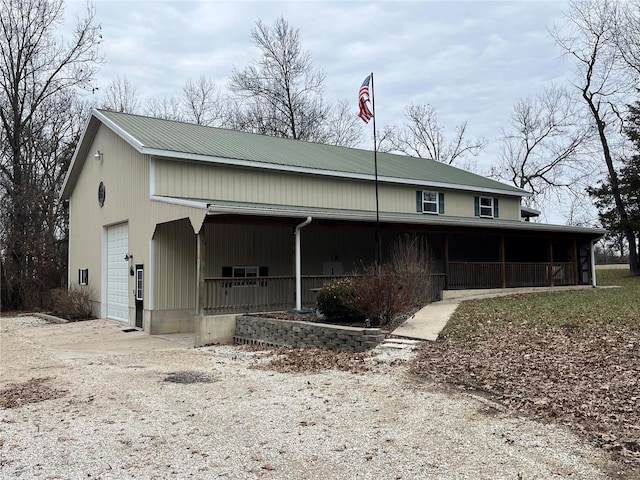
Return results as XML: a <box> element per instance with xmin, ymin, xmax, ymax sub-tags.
<box><xmin>358</xmin><ymin>75</ymin><xmax>373</xmax><ymax>123</ymax></box>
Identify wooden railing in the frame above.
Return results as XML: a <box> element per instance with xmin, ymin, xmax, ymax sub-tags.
<box><xmin>202</xmin><ymin>274</ymin><xmax>447</xmax><ymax>314</ymax></box>
<box><xmin>448</xmin><ymin>262</ymin><xmax>576</xmax><ymax>290</ymax></box>
<box><xmin>202</xmin><ymin>275</ymin><xmax>350</xmax><ymax>314</ymax></box>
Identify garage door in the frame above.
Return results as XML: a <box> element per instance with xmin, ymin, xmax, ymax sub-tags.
<box><xmin>107</xmin><ymin>223</ymin><xmax>129</xmax><ymax>322</ymax></box>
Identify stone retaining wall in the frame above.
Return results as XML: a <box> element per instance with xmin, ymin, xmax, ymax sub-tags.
<box><xmin>234</xmin><ymin>315</ymin><xmax>386</xmax><ymax>352</ymax></box>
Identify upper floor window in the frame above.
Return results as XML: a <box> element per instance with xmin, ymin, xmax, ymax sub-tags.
<box><xmin>416</xmin><ymin>191</ymin><xmax>445</xmax><ymax>215</ymax></box>
<box><xmin>475</xmin><ymin>196</ymin><xmax>499</xmax><ymax>218</ymax></box>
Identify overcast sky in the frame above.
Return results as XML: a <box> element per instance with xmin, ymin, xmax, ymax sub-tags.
<box><xmin>62</xmin><ymin>0</ymin><xmax>578</xmax><ymax>219</ymax></box>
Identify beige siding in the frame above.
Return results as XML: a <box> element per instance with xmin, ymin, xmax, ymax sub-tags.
<box><xmin>68</xmin><ymin>125</ymin><xmax>206</xmax><ymax>323</ymax></box>
<box><xmin>153</xmin><ymin>219</ymin><xmax>196</xmax><ymax>310</ymax></box>
<box><xmin>154</xmin><ymin>159</ymin><xmax>521</xmax><ymax>221</ymax></box>
<box><xmin>203</xmin><ymin>223</ymin><xmax>294</xmax><ymax>277</ymax></box>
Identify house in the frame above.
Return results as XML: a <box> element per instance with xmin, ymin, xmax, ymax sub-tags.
<box><xmin>60</xmin><ymin>109</ymin><xmax>605</xmax><ymax>334</ymax></box>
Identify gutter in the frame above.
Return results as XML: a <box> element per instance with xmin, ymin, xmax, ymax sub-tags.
<box><xmin>295</xmin><ymin>217</ymin><xmax>313</xmax><ymax>311</ymax></box>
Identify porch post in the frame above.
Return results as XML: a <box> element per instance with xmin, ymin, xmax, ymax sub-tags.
<box><xmin>444</xmin><ymin>234</ymin><xmax>450</xmax><ymax>290</ymax></box>
<box><xmin>590</xmin><ymin>240</ymin><xmax>597</xmax><ymax>287</ymax></box>
<box><xmin>548</xmin><ymin>239</ymin><xmax>554</xmax><ymax>287</ymax></box>
<box><xmin>196</xmin><ymin>230</ymin><xmax>206</xmax><ymax>316</ymax></box>
<box><xmin>572</xmin><ymin>238</ymin><xmax>579</xmax><ymax>285</ymax></box>
<box><xmin>500</xmin><ymin>234</ymin><xmax>506</xmax><ymax>288</ymax></box>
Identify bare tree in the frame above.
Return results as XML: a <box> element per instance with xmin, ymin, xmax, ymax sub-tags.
<box><xmin>182</xmin><ymin>75</ymin><xmax>227</xmax><ymax>126</ymax></box>
<box><xmin>145</xmin><ymin>96</ymin><xmax>184</xmax><ymax>122</ymax></box>
<box><xmin>320</xmin><ymin>99</ymin><xmax>363</xmax><ymax>148</ymax></box>
<box><xmin>614</xmin><ymin>0</ymin><xmax>640</xmax><ymax>76</ymax></box>
<box><xmin>551</xmin><ymin>0</ymin><xmax>640</xmax><ymax>275</ymax></box>
<box><xmin>229</xmin><ymin>16</ymin><xmax>329</xmax><ymax>141</ymax></box>
<box><xmin>379</xmin><ymin>104</ymin><xmax>486</xmax><ymax>167</ymax></box>
<box><xmin>491</xmin><ymin>86</ymin><xmax>591</xmax><ymax>213</ymax></box>
<box><xmin>0</xmin><ymin>0</ymin><xmax>102</xmax><ymax>308</ymax></box>
<box><xmin>102</xmin><ymin>76</ymin><xmax>141</xmax><ymax>113</ymax></box>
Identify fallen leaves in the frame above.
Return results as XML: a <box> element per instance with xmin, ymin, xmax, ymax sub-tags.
<box><xmin>411</xmin><ymin>323</ymin><xmax>640</xmax><ymax>466</ymax></box>
<box><xmin>250</xmin><ymin>346</ymin><xmax>374</xmax><ymax>374</ymax></box>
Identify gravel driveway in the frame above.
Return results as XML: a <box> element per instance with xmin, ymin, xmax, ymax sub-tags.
<box><xmin>0</xmin><ymin>317</ymin><xmax>627</xmax><ymax>479</ymax></box>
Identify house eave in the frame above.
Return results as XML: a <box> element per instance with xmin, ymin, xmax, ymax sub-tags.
<box><xmin>183</xmin><ymin>198</ymin><xmax>606</xmax><ymax>237</ymax></box>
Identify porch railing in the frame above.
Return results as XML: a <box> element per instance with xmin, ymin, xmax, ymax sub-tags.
<box><xmin>202</xmin><ymin>275</ymin><xmax>349</xmax><ymax>315</ymax></box>
<box><xmin>202</xmin><ymin>273</ymin><xmax>446</xmax><ymax>315</ymax></box>
<box><xmin>448</xmin><ymin>262</ymin><xmax>575</xmax><ymax>289</ymax></box>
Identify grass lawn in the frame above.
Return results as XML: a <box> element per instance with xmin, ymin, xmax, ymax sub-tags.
<box><xmin>411</xmin><ymin>269</ymin><xmax>640</xmax><ymax>467</ymax></box>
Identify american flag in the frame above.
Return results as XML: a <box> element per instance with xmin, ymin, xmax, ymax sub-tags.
<box><xmin>358</xmin><ymin>75</ymin><xmax>374</xmax><ymax>123</ymax></box>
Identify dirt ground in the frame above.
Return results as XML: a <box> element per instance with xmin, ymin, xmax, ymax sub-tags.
<box><xmin>0</xmin><ymin>317</ymin><xmax>635</xmax><ymax>479</ymax></box>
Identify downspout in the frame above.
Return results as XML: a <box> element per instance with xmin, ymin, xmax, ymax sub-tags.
<box><xmin>295</xmin><ymin>217</ymin><xmax>313</xmax><ymax>311</ymax></box>
<box><xmin>591</xmin><ymin>239</ymin><xmax>597</xmax><ymax>288</ymax></box>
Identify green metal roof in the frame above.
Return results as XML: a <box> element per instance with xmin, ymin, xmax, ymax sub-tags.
<box><xmin>95</xmin><ymin>109</ymin><xmax>526</xmax><ymax>197</ymax></box>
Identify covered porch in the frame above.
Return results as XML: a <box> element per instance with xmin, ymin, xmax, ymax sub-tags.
<box><xmin>182</xmin><ymin>214</ymin><xmax>602</xmax><ymax>315</ymax></box>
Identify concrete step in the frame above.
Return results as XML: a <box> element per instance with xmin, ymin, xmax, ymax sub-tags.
<box><xmin>379</xmin><ymin>338</ymin><xmax>422</xmax><ymax>350</ymax></box>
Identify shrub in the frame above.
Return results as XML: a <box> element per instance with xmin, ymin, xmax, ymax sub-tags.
<box><xmin>390</xmin><ymin>234</ymin><xmax>435</xmax><ymax>306</ymax></box>
<box><xmin>316</xmin><ymin>278</ymin><xmax>363</xmax><ymax>322</ymax></box>
<box><xmin>50</xmin><ymin>285</ymin><xmax>94</xmax><ymax>321</ymax></box>
<box><xmin>350</xmin><ymin>264</ymin><xmax>412</xmax><ymax>328</ymax></box>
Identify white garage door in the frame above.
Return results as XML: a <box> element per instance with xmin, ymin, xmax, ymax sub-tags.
<box><xmin>107</xmin><ymin>223</ymin><xmax>129</xmax><ymax>322</ymax></box>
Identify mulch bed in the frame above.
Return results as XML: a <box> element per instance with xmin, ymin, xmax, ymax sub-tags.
<box><xmin>411</xmin><ymin>324</ymin><xmax>640</xmax><ymax>466</ymax></box>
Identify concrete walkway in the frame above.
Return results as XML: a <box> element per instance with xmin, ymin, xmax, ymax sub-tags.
<box><xmin>392</xmin><ymin>285</ymin><xmax>597</xmax><ymax>342</ymax></box>
<box><xmin>21</xmin><ymin>318</ymin><xmax>194</xmax><ymax>359</ymax></box>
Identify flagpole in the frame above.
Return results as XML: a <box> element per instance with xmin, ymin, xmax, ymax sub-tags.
<box><xmin>370</xmin><ymin>72</ymin><xmax>382</xmax><ymax>266</ymax></box>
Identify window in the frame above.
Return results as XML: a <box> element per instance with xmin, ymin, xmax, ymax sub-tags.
<box><xmin>474</xmin><ymin>196</ymin><xmax>499</xmax><ymax>218</ymax></box>
<box><xmin>78</xmin><ymin>268</ymin><xmax>88</xmax><ymax>286</ymax></box>
<box><xmin>416</xmin><ymin>191</ymin><xmax>445</xmax><ymax>214</ymax></box>
<box><xmin>135</xmin><ymin>267</ymin><xmax>144</xmax><ymax>301</ymax></box>
<box><xmin>222</xmin><ymin>266</ymin><xmax>268</xmax><ymax>287</ymax></box>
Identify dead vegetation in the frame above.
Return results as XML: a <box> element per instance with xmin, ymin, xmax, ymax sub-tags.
<box><xmin>249</xmin><ymin>346</ymin><xmax>374</xmax><ymax>374</ymax></box>
<box><xmin>0</xmin><ymin>378</ymin><xmax>67</xmax><ymax>409</ymax></box>
<box><xmin>411</xmin><ymin>270</ymin><xmax>640</xmax><ymax>467</ymax></box>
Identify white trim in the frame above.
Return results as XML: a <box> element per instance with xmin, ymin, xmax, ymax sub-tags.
<box><xmin>100</xmin><ymin>226</ymin><xmax>108</xmax><ymax>318</ymax></box>
<box><xmin>479</xmin><ymin>196</ymin><xmax>495</xmax><ymax>218</ymax></box>
<box><xmin>149</xmin><ymin>238</ymin><xmax>155</xmax><ymax>310</ymax></box>
<box><xmin>150</xmin><ymin>195</ymin><xmax>208</xmax><ymax>209</ymax></box>
<box><xmin>93</xmin><ymin>109</ymin><xmax>145</xmax><ymax>151</ymax></box>
<box><xmin>295</xmin><ymin>217</ymin><xmax>312</xmax><ymax>311</ymax></box>
<box><xmin>421</xmin><ymin>191</ymin><xmax>439</xmax><ymax>214</ymax></box>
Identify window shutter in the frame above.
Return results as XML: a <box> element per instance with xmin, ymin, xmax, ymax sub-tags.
<box><xmin>222</xmin><ymin>266</ymin><xmax>232</xmax><ymax>277</ymax></box>
<box><xmin>259</xmin><ymin>266</ymin><xmax>269</xmax><ymax>277</ymax></box>
<box><xmin>416</xmin><ymin>191</ymin><xmax>423</xmax><ymax>212</ymax></box>
<box><xmin>474</xmin><ymin>196</ymin><xmax>480</xmax><ymax>216</ymax></box>
<box><xmin>438</xmin><ymin>192</ymin><xmax>445</xmax><ymax>214</ymax></box>
<box><xmin>493</xmin><ymin>198</ymin><xmax>499</xmax><ymax>218</ymax></box>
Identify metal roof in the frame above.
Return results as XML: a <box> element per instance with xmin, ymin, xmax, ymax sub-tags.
<box><xmin>151</xmin><ymin>195</ymin><xmax>606</xmax><ymax>238</ymax></box>
<box><xmin>93</xmin><ymin>109</ymin><xmax>528</xmax><ymax>197</ymax></box>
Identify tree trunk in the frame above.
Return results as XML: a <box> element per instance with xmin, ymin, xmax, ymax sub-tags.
<box><xmin>584</xmin><ymin>93</ymin><xmax>640</xmax><ymax>276</ymax></box>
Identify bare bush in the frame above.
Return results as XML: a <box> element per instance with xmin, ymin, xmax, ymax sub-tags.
<box><xmin>390</xmin><ymin>234</ymin><xmax>435</xmax><ymax>305</ymax></box>
<box><xmin>50</xmin><ymin>286</ymin><xmax>94</xmax><ymax>320</ymax></box>
<box><xmin>350</xmin><ymin>264</ymin><xmax>411</xmax><ymax>328</ymax></box>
